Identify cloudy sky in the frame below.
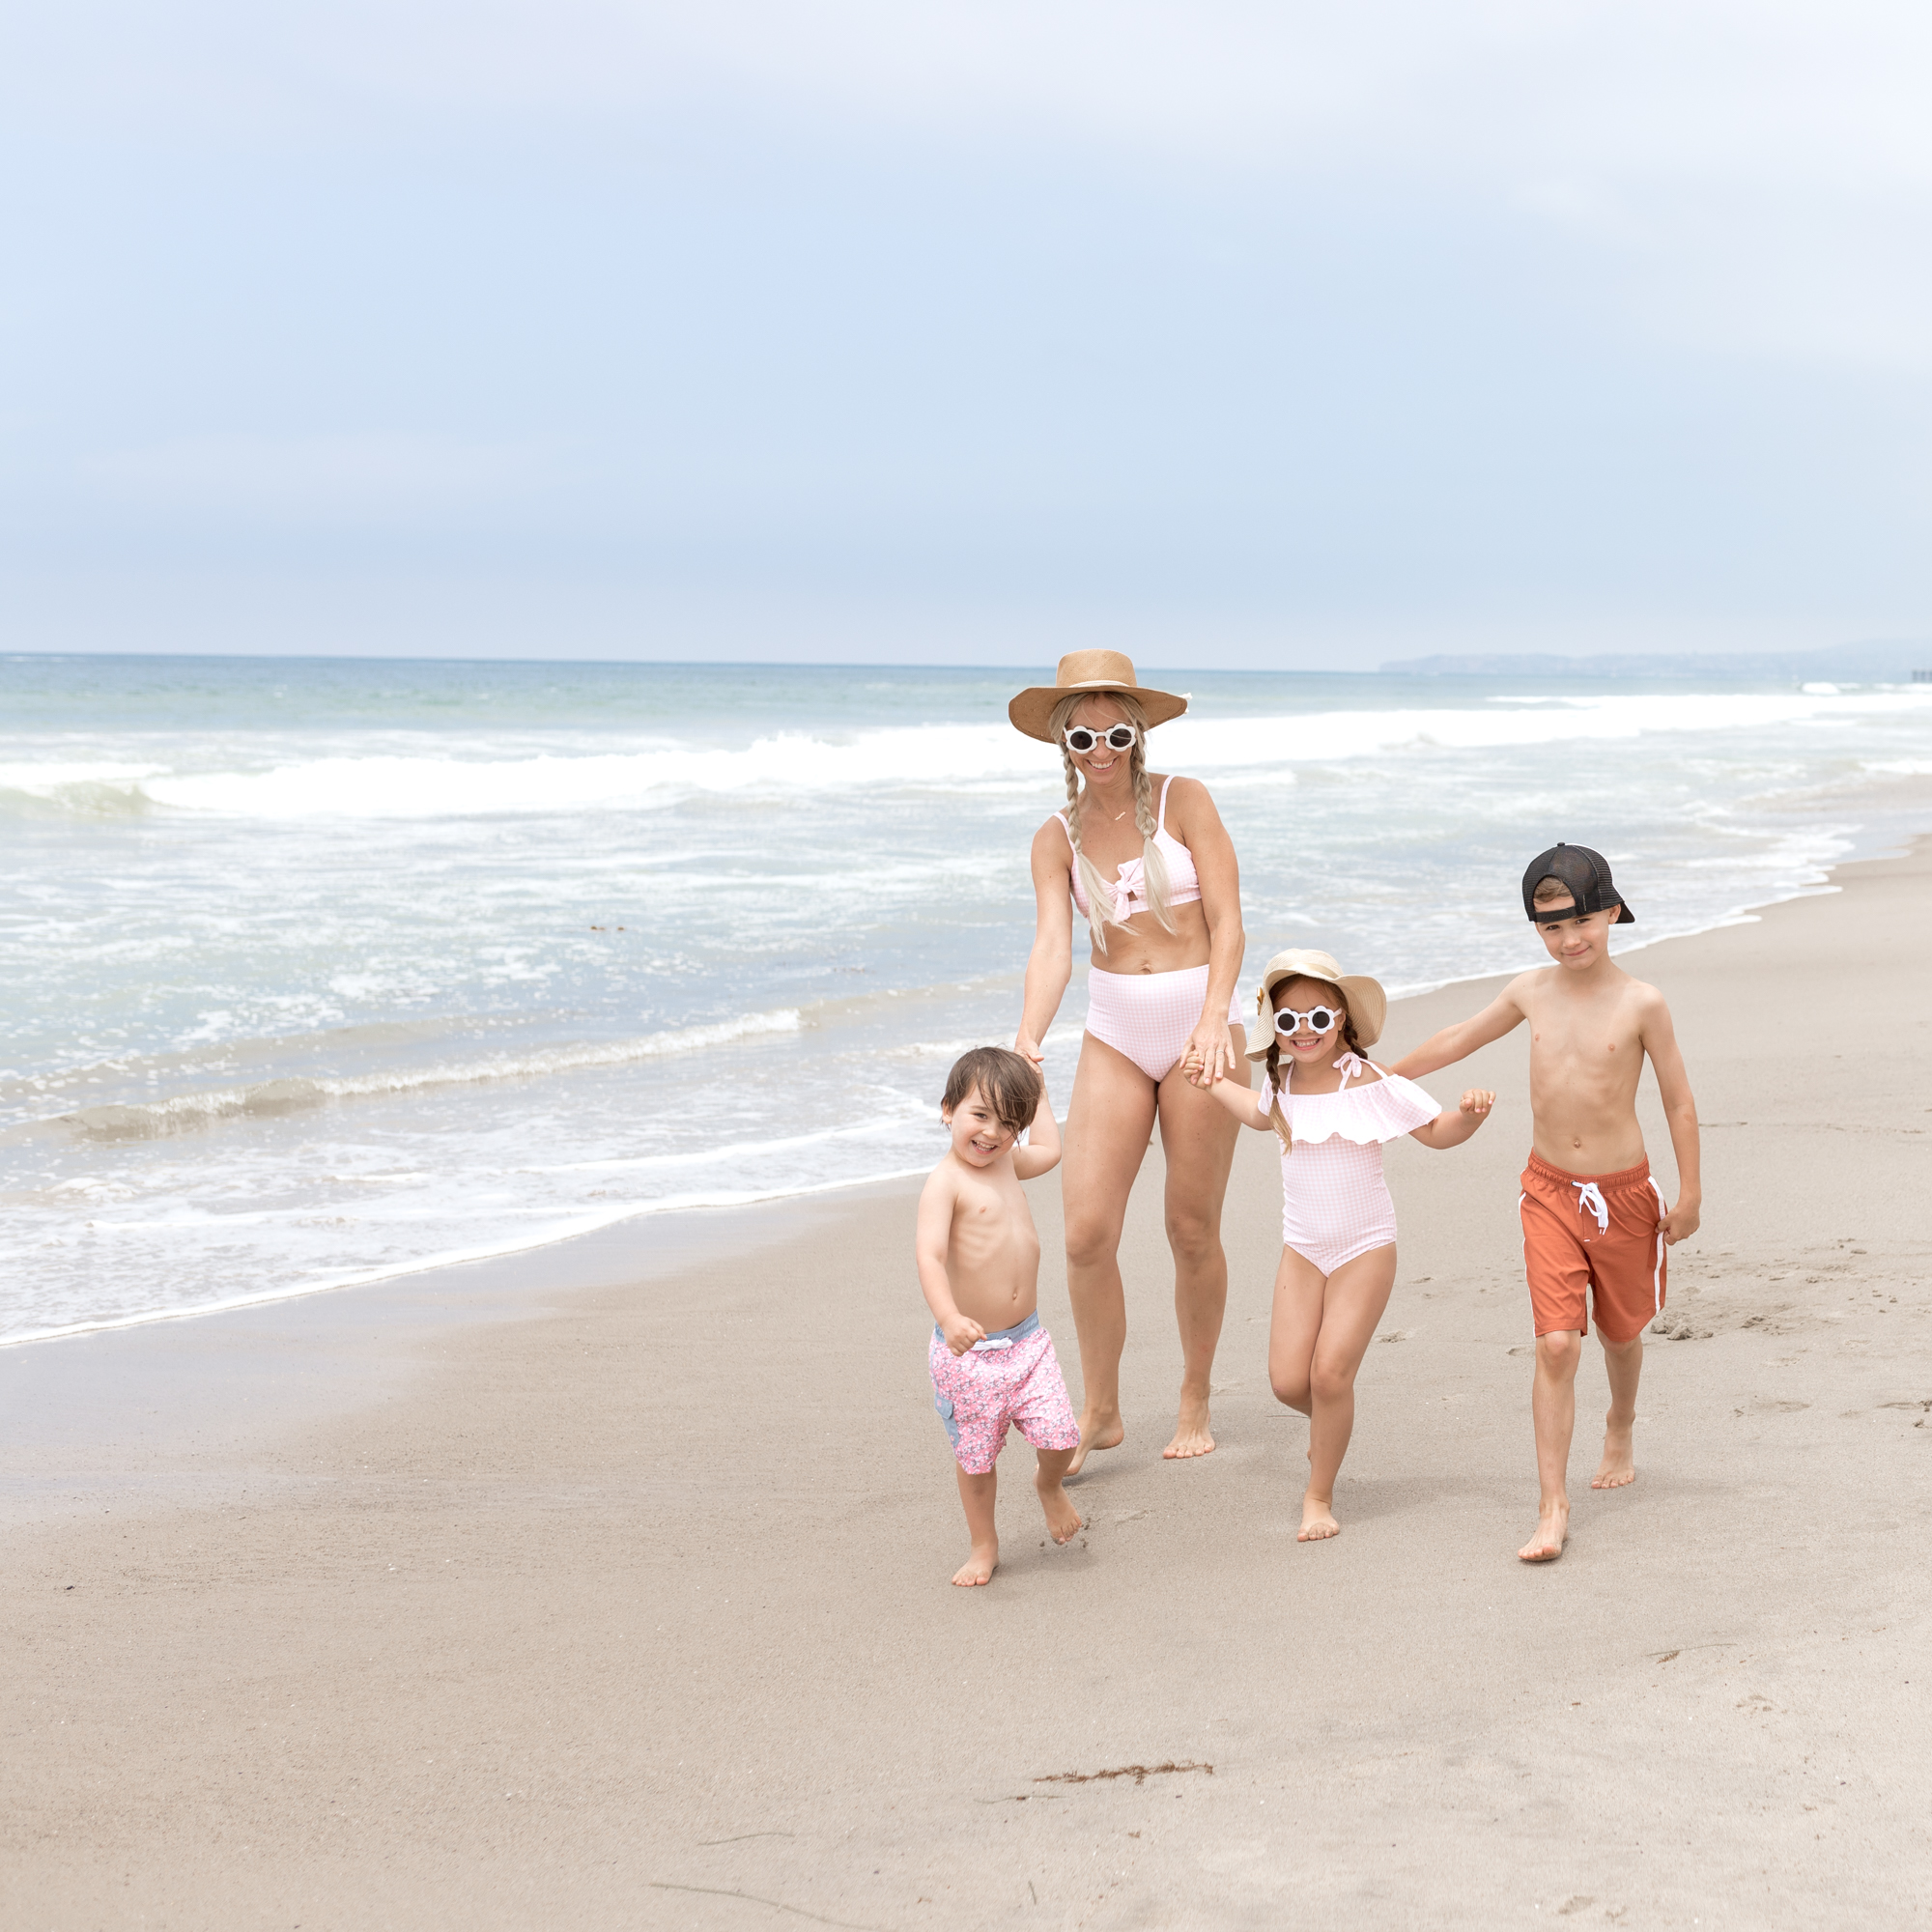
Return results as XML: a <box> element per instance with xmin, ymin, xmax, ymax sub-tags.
<box><xmin>3</xmin><ymin>1</ymin><xmax>1930</xmax><ymax>665</ymax></box>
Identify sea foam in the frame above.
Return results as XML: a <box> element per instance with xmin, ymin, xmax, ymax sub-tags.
<box><xmin>5</xmin><ymin>657</ymin><xmax>1930</xmax><ymax>1346</ymax></box>
<box><xmin>7</xmin><ymin>688</ymin><xmax>1926</xmax><ymax>825</ymax></box>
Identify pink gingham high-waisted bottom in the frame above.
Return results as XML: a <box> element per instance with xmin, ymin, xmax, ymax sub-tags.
<box><xmin>1084</xmin><ymin>963</ymin><xmax>1245</xmax><ymax>1084</ymax></box>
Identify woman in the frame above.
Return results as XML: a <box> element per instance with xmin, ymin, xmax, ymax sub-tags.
<box><xmin>1009</xmin><ymin>652</ymin><xmax>1247</xmax><ymax>1469</ymax></box>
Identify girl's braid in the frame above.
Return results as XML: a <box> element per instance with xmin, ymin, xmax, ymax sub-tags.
<box><xmin>1264</xmin><ymin>1035</ymin><xmax>1292</xmax><ymax>1151</ymax></box>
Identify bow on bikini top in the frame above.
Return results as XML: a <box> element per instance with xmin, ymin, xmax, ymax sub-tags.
<box><xmin>1054</xmin><ymin>776</ymin><xmax>1204</xmax><ymax>923</ymax></box>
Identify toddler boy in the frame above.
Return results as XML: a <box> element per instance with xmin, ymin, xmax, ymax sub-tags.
<box><xmin>1392</xmin><ymin>844</ymin><xmax>1700</xmax><ymax>1563</ymax></box>
<box><xmin>916</xmin><ymin>1046</ymin><xmax>1082</xmax><ymax>1586</ymax></box>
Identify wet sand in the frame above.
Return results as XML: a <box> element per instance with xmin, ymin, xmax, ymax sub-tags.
<box><xmin>3</xmin><ymin>843</ymin><xmax>1929</xmax><ymax>1928</ymax></box>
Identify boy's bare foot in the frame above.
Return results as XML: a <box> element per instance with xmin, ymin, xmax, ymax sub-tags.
<box><xmin>1518</xmin><ymin>1501</ymin><xmax>1569</xmax><ymax>1562</ymax></box>
<box><xmin>1065</xmin><ymin>1410</ymin><xmax>1123</xmax><ymax>1478</ymax></box>
<box><xmin>1037</xmin><ymin>1473</ymin><xmax>1083</xmax><ymax>1545</ymax></box>
<box><xmin>951</xmin><ymin>1540</ymin><xmax>999</xmax><ymax>1586</ymax></box>
<box><xmin>1592</xmin><ymin>1421</ymin><xmax>1636</xmax><ymax>1489</ymax></box>
<box><xmin>1298</xmin><ymin>1493</ymin><xmax>1339</xmax><ymax>1542</ymax></box>
<box><xmin>1162</xmin><ymin>1394</ymin><xmax>1216</xmax><ymax>1461</ymax></box>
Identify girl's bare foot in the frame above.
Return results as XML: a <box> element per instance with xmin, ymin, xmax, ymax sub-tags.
<box><xmin>1066</xmin><ymin>1410</ymin><xmax>1123</xmax><ymax>1478</ymax></box>
<box><xmin>1592</xmin><ymin>1420</ymin><xmax>1636</xmax><ymax>1489</ymax></box>
<box><xmin>1037</xmin><ymin>1472</ymin><xmax>1083</xmax><ymax>1545</ymax></box>
<box><xmin>1162</xmin><ymin>1393</ymin><xmax>1216</xmax><ymax>1460</ymax></box>
<box><xmin>1298</xmin><ymin>1492</ymin><xmax>1340</xmax><ymax>1542</ymax></box>
<box><xmin>951</xmin><ymin>1540</ymin><xmax>998</xmax><ymax>1586</ymax></box>
<box><xmin>1518</xmin><ymin>1501</ymin><xmax>1569</xmax><ymax>1562</ymax></box>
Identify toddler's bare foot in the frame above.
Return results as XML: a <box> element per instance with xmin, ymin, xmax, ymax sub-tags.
<box><xmin>1066</xmin><ymin>1410</ymin><xmax>1123</xmax><ymax>1478</ymax></box>
<box><xmin>951</xmin><ymin>1540</ymin><xmax>998</xmax><ymax>1586</ymax></box>
<box><xmin>1592</xmin><ymin>1420</ymin><xmax>1636</xmax><ymax>1490</ymax></box>
<box><xmin>1518</xmin><ymin>1501</ymin><xmax>1569</xmax><ymax>1563</ymax></box>
<box><xmin>1298</xmin><ymin>1493</ymin><xmax>1340</xmax><ymax>1542</ymax></box>
<box><xmin>1162</xmin><ymin>1394</ymin><xmax>1216</xmax><ymax>1461</ymax></box>
<box><xmin>1037</xmin><ymin>1473</ymin><xmax>1083</xmax><ymax>1545</ymax></box>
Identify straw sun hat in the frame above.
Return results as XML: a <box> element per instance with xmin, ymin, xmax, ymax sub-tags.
<box><xmin>1007</xmin><ymin>651</ymin><xmax>1189</xmax><ymax>744</ymax></box>
<box><xmin>1244</xmin><ymin>949</ymin><xmax>1389</xmax><ymax>1059</ymax></box>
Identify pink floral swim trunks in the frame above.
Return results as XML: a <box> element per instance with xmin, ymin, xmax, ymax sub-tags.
<box><xmin>928</xmin><ymin>1311</ymin><xmax>1080</xmax><ymax>1476</ymax></box>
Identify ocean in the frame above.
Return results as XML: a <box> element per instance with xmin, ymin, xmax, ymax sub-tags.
<box><xmin>4</xmin><ymin>653</ymin><xmax>1929</xmax><ymax>1346</ymax></box>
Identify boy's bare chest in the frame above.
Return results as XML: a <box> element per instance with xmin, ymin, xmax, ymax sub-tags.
<box><xmin>1526</xmin><ymin>998</ymin><xmax>1642</xmax><ymax>1094</ymax></box>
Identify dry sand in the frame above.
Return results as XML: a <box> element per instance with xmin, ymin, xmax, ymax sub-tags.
<box><xmin>3</xmin><ymin>843</ymin><xmax>1929</xmax><ymax>1929</ymax></box>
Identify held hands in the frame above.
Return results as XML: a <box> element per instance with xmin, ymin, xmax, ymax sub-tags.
<box><xmin>1013</xmin><ymin>1029</ymin><xmax>1045</xmax><ymax>1068</ymax></box>
<box><xmin>1182</xmin><ymin>1020</ymin><xmax>1236</xmax><ymax>1088</ymax></box>
<box><xmin>1459</xmin><ymin>1089</ymin><xmax>1495</xmax><ymax>1122</ymax></box>
<box><xmin>941</xmin><ymin>1311</ymin><xmax>987</xmax><ymax>1357</ymax></box>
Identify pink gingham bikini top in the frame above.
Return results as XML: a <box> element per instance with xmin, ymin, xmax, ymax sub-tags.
<box><xmin>1053</xmin><ymin>777</ymin><xmax>1203</xmax><ymax>924</ymax></box>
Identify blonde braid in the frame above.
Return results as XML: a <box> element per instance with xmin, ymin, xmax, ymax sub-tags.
<box><xmin>1057</xmin><ymin>736</ymin><xmax>1117</xmax><ymax>954</ymax></box>
<box><xmin>1128</xmin><ymin>742</ymin><xmax>1175</xmax><ymax>933</ymax></box>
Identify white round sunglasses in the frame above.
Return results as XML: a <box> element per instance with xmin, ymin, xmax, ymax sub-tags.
<box><xmin>1273</xmin><ymin>1005</ymin><xmax>1343</xmax><ymax>1037</ymax></box>
<box><xmin>1062</xmin><ymin>724</ymin><xmax>1139</xmax><ymax>754</ymax></box>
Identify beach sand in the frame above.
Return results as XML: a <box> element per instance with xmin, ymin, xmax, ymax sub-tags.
<box><xmin>3</xmin><ymin>842</ymin><xmax>1928</xmax><ymax>1928</ymax></box>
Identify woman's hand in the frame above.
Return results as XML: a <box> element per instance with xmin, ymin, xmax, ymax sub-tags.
<box><xmin>1184</xmin><ymin>1016</ymin><xmax>1236</xmax><ymax>1088</ymax></box>
<box><xmin>1013</xmin><ymin>1028</ymin><xmax>1045</xmax><ymax>1067</ymax></box>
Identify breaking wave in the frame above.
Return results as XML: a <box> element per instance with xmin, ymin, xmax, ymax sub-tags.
<box><xmin>4</xmin><ymin>687</ymin><xmax>1926</xmax><ymax>822</ymax></box>
<box><xmin>45</xmin><ymin>1010</ymin><xmax>803</xmax><ymax>1141</ymax></box>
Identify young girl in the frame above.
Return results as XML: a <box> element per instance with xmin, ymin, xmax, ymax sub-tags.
<box><xmin>1190</xmin><ymin>949</ymin><xmax>1494</xmax><ymax>1542</ymax></box>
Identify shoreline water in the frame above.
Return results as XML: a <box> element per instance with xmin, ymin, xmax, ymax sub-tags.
<box><xmin>3</xmin><ymin>834</ymin><xmax>1917</xmax><ymax>1414</ymax></box>
<box><xmin>0</xmin><ymin>838</ymin><xmax>1902</xmax><ymax>1354</ymax></box>
<box><xmin>6</xmin><ymin>651</ymin><xmax>1931</xmax><ymax>1345</ymax></box>
<box><xmin>3</xmin><ymin>838</ymin><xmax>1927</xmax><ymax>1926</ymax></box>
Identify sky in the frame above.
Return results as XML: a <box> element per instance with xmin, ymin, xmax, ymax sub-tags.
<box><xmin>3</xmin><ymin>1</ymin><xmax>1931</xmax><ymax>668</ymax></box>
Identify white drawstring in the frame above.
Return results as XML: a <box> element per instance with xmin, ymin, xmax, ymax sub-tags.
<box><xmin>1573</xmin><ymin>1180</ymin><xmax>1609</xmax><ymax>1232</ymax></box>
<box><xmin>1333</xmin><ymin>1052</ymin><xmax>1367</xmax><ymax>1087</ymax></box>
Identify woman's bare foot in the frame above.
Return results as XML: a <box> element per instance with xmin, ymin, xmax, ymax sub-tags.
<box><xmin>951</xmin><ymin>1540</ymin><xmax>998</xmax><ymax>1587</ymax></box>
<box><xmin>1037</xmin><ymin>1471</ymin><xmax>1083</xmax><ymax>1545</ymax></box>
<box><xmin>1298</xmin><ymin>1492</ymin><xmax>1340</xmax><ymax>1542</ymax></box>
<box><xmin>1162</xmin><ymin>1393</ymin><xmax>1216</xmax><ymax>1460</ymax></box>
<box><xmin>1066</xmin><ymin>1410</ymin><xmax>1123</xmax><ymax>1478</ymax></box>
<box><xmin>1592</xmin><ymin>1420</ymin><xmax>1636</xmax><ymax>1490</ymax></box>
<box><xmin>1518</xmin><ymin>1501</ymin><xmax>1569</xmax><ymax>1562</ymax></box>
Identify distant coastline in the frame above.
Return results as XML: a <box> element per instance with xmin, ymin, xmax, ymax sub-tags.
<box><xmin>1381</xmin><ymin>639</ymin><xmax>1931</xmax><ymax>681</ymax></box>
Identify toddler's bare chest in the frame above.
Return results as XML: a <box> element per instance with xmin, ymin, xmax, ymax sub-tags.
<box><xmin>953</xmin><ymin>1180</ymin><xmax>1034</xmax><ymax>1244</ymax></box>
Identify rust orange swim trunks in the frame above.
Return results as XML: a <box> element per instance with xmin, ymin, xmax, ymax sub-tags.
<box><xmin>1519</xmin><ymin>1151</ymin><xmax>1667</xmax><ymax>1343</ymax></box>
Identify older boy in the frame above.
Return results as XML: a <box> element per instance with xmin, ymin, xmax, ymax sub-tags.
<box><xmin>1391</xmin><ymin>844</ymin><xmax>1700</xmax><ymax>1563</ymax></box>
<box><xmin>917</xmin><ymin>1047</ymin><xmax>1082</xmax><ymax>1586</ymax></box>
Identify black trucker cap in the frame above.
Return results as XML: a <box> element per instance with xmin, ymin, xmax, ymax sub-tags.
<box><xmin>1521</xmin><ymin>843</ymin><xmax>1635</xmax><ymax>924</ymax></box>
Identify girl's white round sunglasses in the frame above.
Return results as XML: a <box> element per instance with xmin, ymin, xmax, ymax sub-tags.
<box><xmin>1274</xmin><ymin>1006</ymin><xmax>1343</xmax><ymax>1037</ymax></box>
<box><xmin>1063</xmin><ymin>724</ymin><xmax>1139</xmax><ymax>753</ymax></box>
